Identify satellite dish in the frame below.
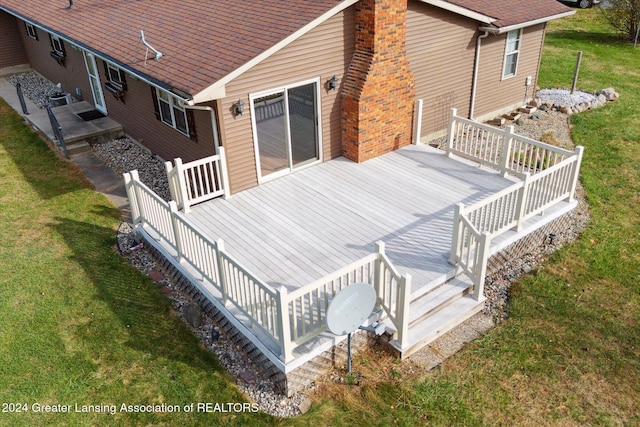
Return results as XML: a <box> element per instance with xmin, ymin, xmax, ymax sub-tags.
<box><xmin>327</xmin><ymin>283</ymin><xmax>377</xmax><ymax>336</ymax></box>
<box><xmin>326</xmin><ymin>283</ymin><xmax>377</xmax><ymax>374</ymax></box>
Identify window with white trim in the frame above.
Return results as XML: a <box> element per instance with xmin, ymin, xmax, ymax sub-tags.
<box><xmin>50</xmin><ymin>34</ymin><xmax>65</xmax><ymax>55</ymax></box>
<box><xmin>502</xmin><ymin>29</ymin><xmax>522</xmax><ymax>79</ymax></box>
<box><xmin>25</xmin><ymin>23</ymin><xmax>38</xmax><ymax>40</ymax></box>
<box><xmin>156</xmin><ymin>88</ymin><xmax>189</xmax><ymax>136</ymax></box>
<box><xmin>106</xmin><ymin>63</ymin><xmax>124</xmax><ymax>86</ymax></box>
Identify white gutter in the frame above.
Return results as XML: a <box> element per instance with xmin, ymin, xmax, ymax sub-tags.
<box><xmin>479</xmin><ymin>11</ymin><xmax>575</xmax><ymax>34</ymax></box>
<box><xmin>469</xmin><ymin>30</ymin><xmax>489</xmax><ymax>120</ymax></box>
<box><xmin>0</xmin><ymin>6</ymin><xmax>191</xmax><ymax>103</ymax></box>
<box><xmin>419</xmin><ymin>0</ymin><xmax>496</xmax><ymax>24</ymax></box>
<box><xmin>180</xmin><ymin>104</ymin><xmax>220</xmax><ymax>150</ymax></box>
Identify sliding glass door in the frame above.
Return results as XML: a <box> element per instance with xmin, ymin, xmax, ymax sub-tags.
<box><xmin>251</xmin><ymin>79</ymin><xmax>320</xmax><ymax>181</ymax></box>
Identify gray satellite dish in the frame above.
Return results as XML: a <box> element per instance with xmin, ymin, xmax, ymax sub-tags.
<box><xmin>326</xmin><ymin>283</ymin><xmax>377</xmax><ymax>373</ymax></box>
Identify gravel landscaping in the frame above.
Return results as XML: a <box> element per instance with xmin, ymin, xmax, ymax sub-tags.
<box><xmin>8</xmin><ymin>70</ymin><xmax>592</xmax><ymax>416</ymax></box>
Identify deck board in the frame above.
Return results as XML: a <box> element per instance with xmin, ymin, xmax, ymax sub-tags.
<box><xmin>188</xmin><ymin>144</ymin><xmax>513</xmax><ymax>292</ymax></box>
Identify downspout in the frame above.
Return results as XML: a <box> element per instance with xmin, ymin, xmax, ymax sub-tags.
<box><xmin>180</xmin><ymin>104</ymin><xmax>220</xmax><ymax>152</ymax></box>
<box><xmin>469</xmin><ymin>30</ymin><xmax>489</xmax><ymax>121</ymax></box>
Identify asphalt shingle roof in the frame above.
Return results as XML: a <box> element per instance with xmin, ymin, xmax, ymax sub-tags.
<box><xmin>0</xmin><ymin>0</ymin><xmax>572</xmax><ymax>100</ymax></box>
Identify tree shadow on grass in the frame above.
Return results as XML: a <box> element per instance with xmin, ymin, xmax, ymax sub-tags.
<box><xmin>50</xmin><ymin>215</ymin><xmax>222</xmax><ymax>370</ymax></box>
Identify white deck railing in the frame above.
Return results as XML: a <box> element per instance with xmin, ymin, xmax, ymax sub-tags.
<box><xmin>124</xmin><ymin>170</ymin><xmax>410</xmax><ymax>362</ymax></box>
<box><xmin>165</xmin><ymin>147</ymin><xmax>230</xmax><ymax>213</ymax></box>
<box><xmin>447</xmin><ymin>109</ymin><xmax>584</xmax><ymax>297</ymax></box>
<box><xmin>447</xmin><ymin>108</ymin><xmax>575</xmax><ymax>178</ymax></box>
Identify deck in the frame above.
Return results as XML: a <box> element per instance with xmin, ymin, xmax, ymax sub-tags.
<box><xmin>187</xmin><ymin>144</ymin><xmax>515</xmax><ymax>296</ymax></box>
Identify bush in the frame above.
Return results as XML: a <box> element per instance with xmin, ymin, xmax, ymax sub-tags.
<box><xmin>601</xmin><ymin>0</ymin><xmax>640</xmax><ymax>40</ymax></box>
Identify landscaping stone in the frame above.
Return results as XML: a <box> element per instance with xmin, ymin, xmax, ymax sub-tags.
<box><xmin>183</xmin><ymin>303</ymin><xmax>202</xmax><ymax>328</ymax></box>
<box><xmin>600</xmin><ymin>87</ymin><xmax>619</xmax><ymax>101</ymax></box>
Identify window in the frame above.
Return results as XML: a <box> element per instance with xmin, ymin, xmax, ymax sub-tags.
<box><xmin>25</xmin><ymin>23</ymin><xmax>38</xmax><ymax>40</ymax></box>
<box><xmin>155</xmin><ymin>88</ymin><xmax>189</xmax><ymax>136</ymax></box>
<box><xmin>502</xmin><ymin>29</ymin><xmax>522</xmax><ymax>79</ymax></box>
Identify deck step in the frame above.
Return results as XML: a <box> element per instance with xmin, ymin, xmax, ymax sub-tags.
<box><xmin>408</xmin><ymin>276</ymin><xmax>472</xmax><ymax>326</ymax></box>
<box><xmin>65</xmin><ymin>140</ymin><xmax>91</xmax><ymax>155</ymax></box>
<box><xmin>391</xmin><ymin>294</ymin><xmax>485</xmax><ymax>359</ymax></box>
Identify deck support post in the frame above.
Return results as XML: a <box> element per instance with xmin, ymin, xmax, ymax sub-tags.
<box><xmin>515</xmin><ymin>173</ymin><xmax>531</xmax><ymax>231</ymax></box>
<box><xmin>169</xmin><ymin>201</ymin><xmax>183</xmax><ymax>261</ymax></box>
<box><xmin>216</xmin><ymin>239</ymin><xmax>229</xmax><ymax>306</ymax></box>
<box><xmin>276</xmin><ymin>286</ymin><xmax>293</xmax><ymax>363</ymax></box>
<box><xmin>473</xmin><ymin>232</ymin><xmax>491</xmax><ymax>300</ymax></box>
<box><xmin>395</xmin><ymin>273</ymin><xmax>412</xmax><ymax>350</ymax></box>
<box><xmin>446</xmin><ymin>108</ymin><xmax>457</xmax><ymax>156</ymax></box>
<box><xmin>568</xmin><ymin>146</ymin><xmax>584</xmax><ymax>202</ymax></box>
<box><xmin>374</xmin><ymin>241</ymin><xmax>385</xmax><ymax>304</ymax></box>
<box><xmin>449</xmin><ymin>202</ymin><xmax>464</xmax><ymax>266</ymax></box>
<box><xmin>499</xmin><ymin>125</ymin><xmax>515</xmax><ymax>176</ymax></box>
<box><xmin>218</xmin><ymin>146</ymin><xmax>232</xmax><ymax>200</ymax></box>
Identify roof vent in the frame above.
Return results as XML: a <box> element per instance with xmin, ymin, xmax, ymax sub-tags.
<box><xmin>140</xmin><ymin>30</ymin><xmax>163</xmax><ymax>63</ymax></box>
<box><xmin>66</xmin><ymin>0</ymin><xmax>73</xmax><ymax>9</ymax></box>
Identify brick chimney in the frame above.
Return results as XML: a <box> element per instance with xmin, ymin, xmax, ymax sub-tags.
<box><xmin>341</xmin><ymin>0</ymin><xmax>415</xmax><ymax>163</ymax></box>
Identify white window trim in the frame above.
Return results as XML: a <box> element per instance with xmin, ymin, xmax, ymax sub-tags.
<box><xmin>249</xmin><ymin>77</ymin><xmax>323</xmax><ymax>184</ymax></box>
<box><xmin>25</xmin><ymin>23</ymin><xmax>37</xmax><ymax>40</ymax></box>
<box><xmin>106</xmin><ymin>63</ymin><xmax>123</xmax><ymax>86</ymax></box>
<box><xmin>51</xmin><ymin>34</ymin><xmax>64</xmax><ymax>55</ymax></box>
<box><xmin>156</xmin><ymin>88</ymin><xmax>189</xmax><ymax>137</ymax></box>
<box><xmin>502</xmin><ymin>29</ymin><xmax>522</xmax><ymax>80</ymax></box>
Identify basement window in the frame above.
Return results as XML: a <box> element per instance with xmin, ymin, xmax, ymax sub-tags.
<box><xmin>502</xmin><ymin>29</ymin><xmax>522</xmax><ymax>79</ymax></box>
<box><xmin>25</xmin><ymin>23</ymin><xmax>38</xmax><ymax>40</ymax></box>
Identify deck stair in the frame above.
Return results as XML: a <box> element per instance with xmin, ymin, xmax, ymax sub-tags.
<box><xmin>390</xmin><ymin>273</ymin><xmax>485</xmax><ymax>358</ymax></box>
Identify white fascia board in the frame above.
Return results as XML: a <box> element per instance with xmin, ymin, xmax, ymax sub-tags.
<box><xmin>189</xmin><ymin>0</ymin><xmax>359</xmax><ymax>105</ymax></box>
<box><xmin>418</xmin><ymin>0</ymin><xmax>496</xmax><ymax>25</ymax></box>
<box><xmin>479</xmin><ymin>11</ymin><xmax>576</xmax><ymax>34</ymax></box>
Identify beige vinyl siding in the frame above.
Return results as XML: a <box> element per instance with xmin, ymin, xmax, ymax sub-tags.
<box><xmin>474</xmin><ymin>24</ymin><xmax>546</xmax><ymax>119</ymax></box>
<box><xmin>221</xmin><ymin>7</ymin><xmax>355</xmax><ymax>194</ymax></box>
<box><xmin>0</xmin><ymin>12</ymin><xmax>28</xmax><ymax>69</ymax></box>
<box><xmin>406</xmin><ymin>1</ymin><xmax>477</xmax><ymax>139</ymax></box>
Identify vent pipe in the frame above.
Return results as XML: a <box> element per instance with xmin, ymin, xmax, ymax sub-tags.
<box><xmin>66</xmin><ymin>0</ymin><xmax>73</xmax><ymax>9</ymax></box>
<box><xmin>140</xmin><ymin>30</ymin><xmax>163</xmax><ymax>61</ymax></box>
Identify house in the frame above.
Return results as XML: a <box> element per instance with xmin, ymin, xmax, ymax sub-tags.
<box><xmin>1</xmin><ymin>0</ymin><xmax>580</xmax><ymax>395</ymax></box>
<box><xmin>0</xmin><ymin>0</ymin><xmax>573</xmax><ymax>194</ymax></box>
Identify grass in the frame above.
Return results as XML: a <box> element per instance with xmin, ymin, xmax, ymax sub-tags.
<box><xmin>1</xmin><ymin>8</ymin><xmax>639</xmax><ymax>426</ymax></box>
<box><xmin>288</xmin><ymin>9</ymin><xmax>640</xmax><ymax>426</ymax></box>
<box><xmin>0</xmin><ymin>101</ymin><xmax>274</xmax><ymax>425</ymax></box>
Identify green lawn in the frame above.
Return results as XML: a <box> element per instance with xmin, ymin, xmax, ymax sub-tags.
<box><xmin>1</xmin><ymin>8</ymin><xmax>638</xmax><ymax>427</ymax></box>
<box><xmin>0</xmin><ymin>101</ymin><xmax>274</xmax><ymax>425</ymax></box>
<box><xmin>290</xmin><ymin>9</ymin><xmax>640</xmax><ymax>426</ymax></box>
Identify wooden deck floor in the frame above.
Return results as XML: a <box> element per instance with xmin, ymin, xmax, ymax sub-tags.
<box><xmin>188</xmin><ymin>144</ymin><xmax>515</xmax><ymax>295</ymax></box>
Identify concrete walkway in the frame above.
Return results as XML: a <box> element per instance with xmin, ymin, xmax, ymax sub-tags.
<box><xmin>0</xmin><ymin>75</ymin><xmax>131</xmax><ymax>221</ymax></box>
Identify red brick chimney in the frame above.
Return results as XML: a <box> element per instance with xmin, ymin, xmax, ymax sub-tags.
<box><xmin>341</xmin><ymin>0</ymin><xmax>415</xmax><ymax>163</ymax></box>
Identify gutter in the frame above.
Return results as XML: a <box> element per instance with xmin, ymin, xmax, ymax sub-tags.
<box><xmin>479</xmin><ymin>11</ymin><xmax>575</xmax><ymax>35</ymax></box>
<box><xmin>469</xmin><ymin>30</ymin><xmax>489</xmax><ymax>121</ymax></box>
<box><xmin>180</xmin><ymin>104</ymin><xmax>220</xmax><ymax>151</ymax></box>
<box><xmin>0</xmin><ymin>6</ymin><xmax>193</xmax><ymax>104</ymax></box>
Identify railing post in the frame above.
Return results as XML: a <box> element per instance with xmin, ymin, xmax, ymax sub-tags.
<box><xmin>499</xmin><ymin>125</ymin><xmax>515</xmax><ymax>176</ymax></box>
<box><xmin>174</xmin><ymin>158</ymin><xmax>191</xmax><ymax>213</ymax></box>
<box><xmin>169</xmin><ymin>201</ymin><xmax>183</xmax><ymax>261</ymax></box>
<box><xmin>395</xmin><ymin>273</ymin><xmax>412</xmax><ymax>350</ymax></box>
<box><xmin>515</xmin><ymin>174</ymin><xmax>530</xmax><ymax>231</ymax></box>
<box><xmin>374</xmin><ymin>241</ymin><xmax>385</xmax><ymax>304</ymax></box>
<box><xmin>16</xmin><ymin>82</ymin><xmax>29</xmax><ymax>115</ymax></box>
<box><xmin>216</xmin><ymin>239</ymin><xmax>230</xmax><ymax>306</ymax></box>
<box><xmin>165</xmin><ymin>161</ymin><xmax>180</xmax><ymax>208</ymax></box>
<box><xmin>218</xmin><ymin>146</ymin><xmax>232</xmax><ymax>200</ymax></box>
<box><xmin>129</xmin><ymin>170</ymin><xmax>145</xmax><ymax>226</ymax></box>
<box><xmin>123</xmin><ymin>172</ymin><xmax>141</xmax><ymax>226</ymax></box>
<box><xmin>568</xmin><ymin>146</ymin><xmax>584</xmax><ymax>202</ymax></box>
<box><xmin>446</xmin><ymin>108</ymin><xmax>458</xmax><ymax>156</ymax></box>
<box><xmin>276</xmin><ymin>286</ymin><xmax>293</xmax><ymax>362</ymax></box>
<box><xmin>413</xmin><ymin>99</ymin><xmax>423</xmax><ymax>145</ymax></box>
<box><xmin>449</xmin><ymin>202</ymin><xmax>464</xmax><ymax>266</ymax></box>
<box><xmin>473</xmin><ymin>232</ymin><xmax>491</xmax><ymax>300</ymax></box>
